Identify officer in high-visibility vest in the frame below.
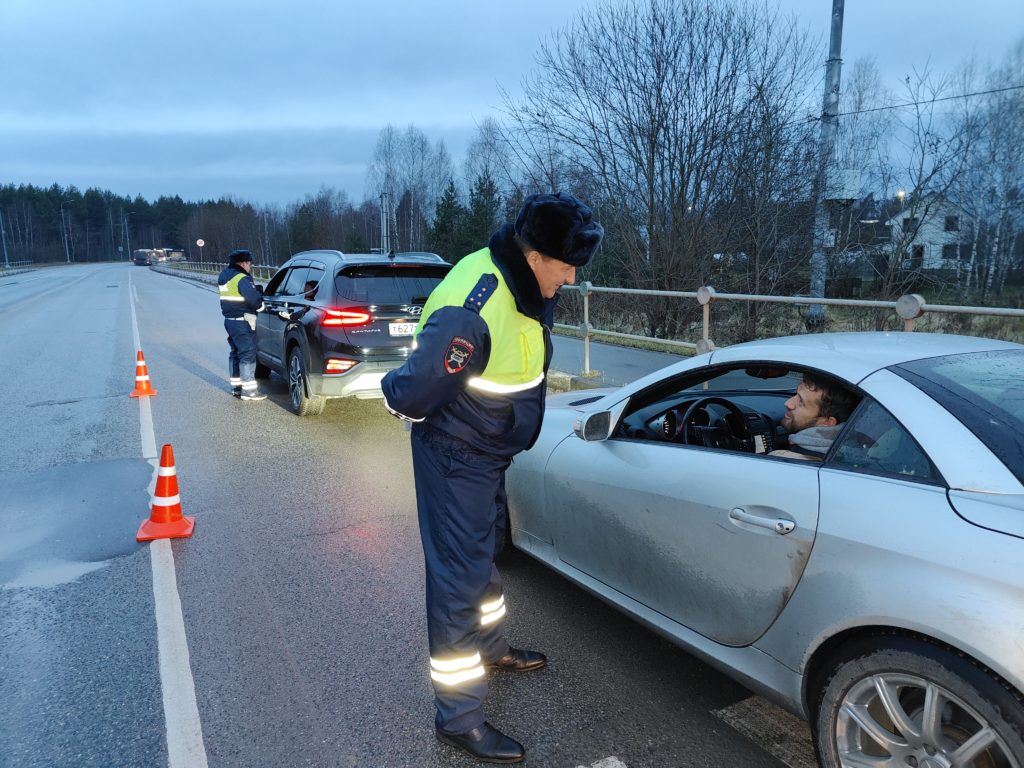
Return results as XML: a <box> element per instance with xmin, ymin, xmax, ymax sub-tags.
<box><xmin>218</xmin><ymin>249</ymin><xmax>266</xmax><ymax>401</ymax></box>
<box><xmin>382</xmin><ymin>192</ymin><xmax>603</xmax><ymax>763</ymax></box>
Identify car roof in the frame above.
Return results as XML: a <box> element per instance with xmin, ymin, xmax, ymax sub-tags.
<box><xmin>288</xmin><ymin>249</ymin><xmax>449</xmax><ymax>267</ymax></box>
<box><xmin>708</xmin><ymin>331</ymin><xmax>1024</xmax><ymax>384</ymax></box>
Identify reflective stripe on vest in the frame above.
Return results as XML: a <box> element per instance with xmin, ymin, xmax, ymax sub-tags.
<box><xmin>417</xmin><ymin>248</ymin><xmax>545</xmax><ymax>394</ymax></box>
<box><xmin>219</xmin><ymin>273</ymin><xmax>247</xmax><ymax>301</ymax></box>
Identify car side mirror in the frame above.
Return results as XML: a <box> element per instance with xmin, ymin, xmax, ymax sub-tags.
<box><xmin>573</xmin><ymin>411</ymin><xmax>612</xmax><ymax>442</ymax></box>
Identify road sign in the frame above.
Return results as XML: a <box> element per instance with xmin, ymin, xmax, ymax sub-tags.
<box><xmin>196</xmin><ymin>239</ymin><xmax>205</xmax><ymax>247</ymax></box>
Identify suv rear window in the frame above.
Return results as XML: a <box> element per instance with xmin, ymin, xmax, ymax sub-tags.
<box><xmin>335</xmin><ymin>265</ymin><xmax>449</xmax><ymax>304</ymax></box>
<box><xmin>892</xmin><ymin>349</ymin><xmax>1024</xmax><ymax>483</ymax></box>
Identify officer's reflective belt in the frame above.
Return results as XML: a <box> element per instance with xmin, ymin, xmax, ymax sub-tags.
<box><xmin>466</xmin><ymin>374</ymin><xmax>544</xmax><ymax>394</ymax></box>
<box><xmin>480</xmin><ymin>595</ymin><xmax>506</xmax><ymax>626</ymax></box>
<box><xmin>430</xmin><ymin>652</ymin><xmax>485</xmax><ymax>686</ymax></box>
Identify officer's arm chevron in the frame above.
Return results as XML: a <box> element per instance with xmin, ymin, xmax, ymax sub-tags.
<box><xmin>463</xmin><ymin>273</ymin><xmax>499</xmax><ymax>314</ymax></box>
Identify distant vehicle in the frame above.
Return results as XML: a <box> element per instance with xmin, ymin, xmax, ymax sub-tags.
<box><xmin>132</xmin><ymin>248</ymin><xmax>184</xmax><ymax>265</ymax></box>
<box><xmin>255</xmin><ymin>249</ymin><xmax>451</xmax><ymax>416</ymax></box>
<box><xmin>506</xmin><ymin>331</ymin><xmax>1024</xmax><ymax>767</ymax></box>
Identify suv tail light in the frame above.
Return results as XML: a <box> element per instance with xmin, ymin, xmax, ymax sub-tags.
<box><xmin>325</xmin><ymin>358</ymin><xmax>358</xmax><ymax>374</ymax></box>
<box><xmin>321</xmin><ymin>308</ymin><xmax>372</xmax><ymax>327</ymax></box>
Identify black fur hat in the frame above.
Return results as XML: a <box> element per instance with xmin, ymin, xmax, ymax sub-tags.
<box><xmin>514</xmin><ymin>192</ymin><xmax>604</xmax><ymax>267</ymax></box>
<box><xmin>228</xmin><ymin>249</ymin><xmax>252</xmax><ymax>265</ymax></box>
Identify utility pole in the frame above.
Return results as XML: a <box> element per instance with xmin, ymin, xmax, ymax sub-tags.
<box><xmin>806</xmin><ymin>0</ymin><xmax>845</xmax><ymax>326</ymax></box>
<box><xmin>123</xmin><ymin>211</ymin><xmax>134</xmax><ymax>260</ymax></box>
<box><xmin>379</xmin><ymin>192</ymin><xmax>391</xmax><ymax>254</ymax></box>
<box><xmin>60</xmin><ymin>199</ymin><xmax>73</xmax><ymax>263</ymax></box>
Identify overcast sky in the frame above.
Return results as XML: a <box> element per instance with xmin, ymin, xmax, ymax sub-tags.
<box><xmin>0</xmin><ymin>0</ymin><xmax>1020</xmax><ymax>207</ymax></box>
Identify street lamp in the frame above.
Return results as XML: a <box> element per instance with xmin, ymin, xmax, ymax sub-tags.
<box><xmin>59</xmin><ymin>199</ymin><xmax>74</xmax><ymax>263</ymax></box>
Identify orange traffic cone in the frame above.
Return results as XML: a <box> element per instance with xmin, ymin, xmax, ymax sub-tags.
<box><xmin>137</xmin><ymin>444</ymin><xmax>195</xmax><ymax>541</ymax></box>
<box><xmin>129</xmin><ymin>350</ymin><xmax>158</xmax><ymax>398</ymax></box>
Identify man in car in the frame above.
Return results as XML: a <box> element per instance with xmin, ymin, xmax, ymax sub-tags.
<box><xmin>381</xmin><ymin>193</ymin><xmax>603</xmax><ymax>763</ymax></box>
<box><xmin>217</xmin><ymin>249</ymin><xmax>266</xmax><ymax>401</ymax></box>
<box><xmin>770</xmin><ymin>373</ymin><xmax>858</xmax><ymax>460</ymax></box>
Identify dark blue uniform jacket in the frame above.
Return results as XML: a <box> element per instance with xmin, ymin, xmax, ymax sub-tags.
<box><xmin>381</xmin><ymin>225</ymin><xmax>556</xmax><ymax>457</ymax></box>
<box><xmin>217</xmin><ymin>266</ymin><xmax>264</xmax><ymax>319</ymax></box>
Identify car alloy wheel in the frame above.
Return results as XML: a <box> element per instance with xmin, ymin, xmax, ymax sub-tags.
<box><xmin>815</xmin><ymin>638</ymin><xmax>1024</xmax><ymax>768</ymax></box>
<box><xmin>288</xmin><ymin>347</ymin><xmax>325</xmax><ymax>417</ymax></box>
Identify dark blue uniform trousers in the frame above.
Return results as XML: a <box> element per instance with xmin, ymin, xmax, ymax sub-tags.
<box><xmin>411</xmin><ymin>423</ymin><xmax>512</xmax><ymax>734</ymax></box>
<box><xmin>224</xmin><ymin>318</ymin><xmax>257</xmax><ymax>391</ymax></box>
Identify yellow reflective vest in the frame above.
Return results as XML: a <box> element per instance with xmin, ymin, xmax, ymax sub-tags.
<box><xmin>416</xmin><ymin>248</ymin><xmax>546</xmax><ymax>395</ymax></box>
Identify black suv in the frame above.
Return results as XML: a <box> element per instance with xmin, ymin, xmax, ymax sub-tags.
<box><xmin>255</xmin><ymin>250</ymin><xmax>451</xmax><ymax>416</ymax></box>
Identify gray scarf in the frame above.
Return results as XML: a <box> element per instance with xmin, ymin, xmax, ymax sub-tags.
<box><xmin>789</xmin><ymin>423</ymin><xmax>845</xmax><ymax>455</ymax></box>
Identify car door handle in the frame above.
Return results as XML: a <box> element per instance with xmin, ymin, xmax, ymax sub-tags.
<box><xmin>729</xmin><ymin>507</ymin><xmax>795</xmax><ymax>535</ymax></box>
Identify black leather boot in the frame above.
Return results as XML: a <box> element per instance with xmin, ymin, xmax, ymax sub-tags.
<box><xmin>488</xmin><ymin>647</ymin><xmax>547</xmax><ymax>672</ymax></box>
<box><xmin>436</xmin><ymin>721</ymin><xmax>525</xmax><ymax>763</ymax></box>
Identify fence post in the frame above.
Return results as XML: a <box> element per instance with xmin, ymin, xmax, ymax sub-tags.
<box><xmin>697</xmin><ymin>286</ymin><xmax>716</xmax><ymax>346</ymax></box>
<box><xmin>579</xmin><ymin>281</ymin><xmax>593</xmax><ymax>375</ymax></box>
<box><xmin>896</xmin><ymin>293</ymin><xmax>926</xmax><ymax>332</ymax></box>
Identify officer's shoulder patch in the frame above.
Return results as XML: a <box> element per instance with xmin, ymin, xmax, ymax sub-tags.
<box><xmin>444</xmin><ymin>336</ymin><xmax>475</xmax><ymax>374</ymax></box>
<box><xmin>462</xmin><ymin>273</ymin><xmax>499</xmax><ymax>313</ymax></box>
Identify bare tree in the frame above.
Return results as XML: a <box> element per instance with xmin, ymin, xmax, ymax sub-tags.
<box><xmin>366</xmin><ymin>124</ymin><xmax>453</xmax><ymax>251</ymax></box>
<box><xmin>502</xmin><ymin>0</ymin><xmax>819</xmax><ymax>339</ymax></box>
<box><xmin>972</xmin><ymin>41</ymin><xmax>1024</xmax><ymax>297</ymax></box>
<box><xmin>873</xmin><ymin>65</ymin><xmax>980</xmax><ymax>305</ymax></box>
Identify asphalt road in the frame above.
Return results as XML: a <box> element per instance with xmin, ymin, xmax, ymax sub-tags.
<box><xmin>0</xmin><ymin>264</ymin><xmax>799</xmax><ymax>768</ymax></box>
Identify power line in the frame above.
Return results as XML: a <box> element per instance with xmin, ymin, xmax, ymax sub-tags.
<box><xmin>827</xmin><ymin>83</ymin><xmax>1024</xmax><ymax>120</ymax></box>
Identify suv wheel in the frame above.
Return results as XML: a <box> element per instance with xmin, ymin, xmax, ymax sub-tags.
<box><xmin>813</xmin><ymin>636</ymin><xmax>1024</xmax><ymax>767</ymax></box>
<box><xmin>288</xmin><ymin>348</ymin><xmax>325</xmax><ymax>417</ymax></box>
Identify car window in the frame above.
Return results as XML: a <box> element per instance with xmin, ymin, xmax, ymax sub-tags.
<box><xmin>335</xmin><ymin>265</ymin><xmax>449</xmax><ymax>304</ymax></box>
<box><xmin>264</xmin><ymin>268</ymin><xmax>290</xmax><ymax>297</ymax></box>
<box><xmin>303</xmin><ymin>265</ymin><xmax>325</xmax><ymax>300</ymax></box>
<box><xmin>892</xmin><ymin>349</ymin><xmax>1024</xmax><ymax>485</ymax></box>
<box><xmin>281</xmin><ymin>266</ymin><xmax>311</xmax><ymax>296</ymax></box>
<box><xmin>827</xmin><ymin>399</ymin><xmax>942</xmax><ymax>485</ymax></box>
<box><xmin>681</xmin><ymin>367</ymin><xmax>804</xmax><ymax>393</ymax></box>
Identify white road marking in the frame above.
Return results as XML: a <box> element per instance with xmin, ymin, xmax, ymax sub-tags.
<box><xmin>130</xmin><ymin>270</ymin><xmax>209</xmax><ymax>768</ymax></box>
<box><xmin>714</xmin><ymin>696</ymin><xmax>817</xmax><ymax>768</ymax></box>
<box><xmin>577</xmin><ymin>758</ymin><xmax>629</xmax><ymax>768</ymax></box>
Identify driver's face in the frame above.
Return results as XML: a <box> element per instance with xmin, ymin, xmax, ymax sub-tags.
<box><xmin>781</xmin><ymin>380</ymin><xmax>829</xmax><ymax>433</ymax></box>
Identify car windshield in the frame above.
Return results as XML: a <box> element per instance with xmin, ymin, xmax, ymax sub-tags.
<box><xmin>334</xmin><ymin>265</ymin><xmax>448</xmax><ymax>304</ymax></box>
<box><xmin>893</xmin><ymin>349</ymin><xmax>1024</xmax><ymax>484</ymax></box>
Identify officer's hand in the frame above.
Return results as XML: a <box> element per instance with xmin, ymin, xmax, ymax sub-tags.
<box><xmin>277</xmin><ymin>310</ymin><xmax>292</xmax><ymax>321</ymax></box>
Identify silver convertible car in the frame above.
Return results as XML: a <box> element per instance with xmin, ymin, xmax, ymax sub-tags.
<box><xmin>505</xmin><ymin>332</ymin><xmax>1024</xmax><ymax>767</ymax></box>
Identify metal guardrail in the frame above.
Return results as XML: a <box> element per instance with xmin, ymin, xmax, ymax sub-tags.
<box><xmin>556</xmin><ymin>283</ymin><xmax>1024</xmax><ymax>375</ymax></box>
<box><xmin>161</xmin><ymin>260</ymin><xmax>277</xmax><ymax>282</ymax></box>
<box><xmin>154</xmin><ymin>260</ymin><xmax>1024</xmax><ymax>376</ymax></box>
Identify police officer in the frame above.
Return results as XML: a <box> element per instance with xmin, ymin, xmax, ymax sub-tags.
<box><xmin>218</xmin><ymin>249</ymin><xmax>266</xmax><ymax>401</ymax></box>
<box><xmin>381</xmin><ymin>193</ymin><xmax>603</xmax><ymax>763</ymax></box>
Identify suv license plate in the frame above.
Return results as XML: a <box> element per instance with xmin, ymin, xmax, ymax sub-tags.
<box><xmin>388</xmin><ymin>322</ymin><xmax>417</xmax><ymax>336</ymax></box>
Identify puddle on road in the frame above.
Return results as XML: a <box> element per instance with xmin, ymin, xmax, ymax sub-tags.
<box><xmin>0</xmin><ymin>458</ymin><xmax>153</xmax><ymax>589</ymax></box>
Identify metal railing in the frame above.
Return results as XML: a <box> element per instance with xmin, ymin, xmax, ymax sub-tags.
<box><xmin>556</xmin><ymin>283</ymin><xmax>1024</xmax><ymax>375</ymax></box>
<box><xmin>155</xmin><ymin>260</ymin><xmax>277</xmax><ymax>282</ymax></box>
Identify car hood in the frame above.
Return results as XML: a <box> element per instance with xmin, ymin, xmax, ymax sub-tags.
<box><xmin>546</xmin><ymin>387</ymin><xmax>619</xmax><ymax>409</ymax></box>
<box><xmin>948</xmin><ymin>490</ymin><xmax>1024</xmax><ymax>540</ymax></box>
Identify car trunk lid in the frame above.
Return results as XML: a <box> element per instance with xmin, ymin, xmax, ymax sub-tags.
<box><xmin>948</xmin><ymin>490</ymin><xmax>1024</xmax><ymax>540</ymax></box>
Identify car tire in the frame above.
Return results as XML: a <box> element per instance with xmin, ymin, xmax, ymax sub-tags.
<box><xmin>288</xmin><ymin>347</ymin><xmax>325</xmax><ymax>417</ymax></box>
<box><xmin>813</xmin><ymin>636</ymin><xmax>1024</xmax><ymax>768</ymax></box>
<box><xmin>254</xmin><ymin>362</ymin><xmax>271</xmax><ymax>379</ymax></box>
